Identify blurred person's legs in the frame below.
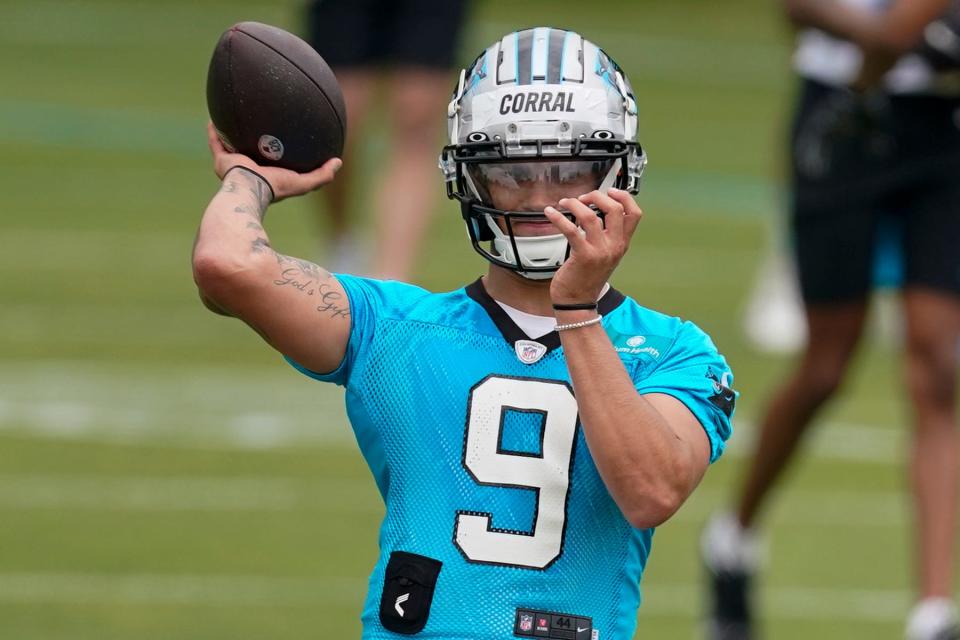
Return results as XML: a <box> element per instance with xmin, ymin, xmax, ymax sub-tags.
<box><xmin>907</xmin><ymin>302</ymin><xmax>960</xmax><ymax>603</ymax></box>
<box><xmin>706</xmin><ymin>83</ymin><xmax>960</xmax><ymax>639</ymax></box>
<box><xmin>306</xmin><ymin>0</ymin><xmax>381</xmax><ymax>271</ymax></box>
<box><xmin>736</xmin><ymin>302</ymin><xmax>869</xmax><ymax>527</ymax></box>
<box><xmin>743</xmin><ymin>213</ymin><xmax>905</xmax><ymax>356</ymax></box>
<box><xmin>737</xmin><ymin>215</ymin><xmax>903</xmax><ymax>530</ymax></box>
<box><xmin>306</xmin><ymin>0</ymin><xmax>468</xmax><ymax>280</ymax></box>
<box><xmin>903</xmin><ymin>290</ymin><xmax>960</xmax><ymax>634</ymax></box>
<box><xmin>901</xmin><ymin>167</ymin><xmax>960</xmax><ymax>639</ymax></box>
<box><xmin>703</xmin><ymin>302</ymin><xmax>868</xmax><ymax>640</ymax></box>
<box><xmin>704</xmin><ymin>78</ymin><xmax>882</xmax><ymax>640</ymax></box>
<box><xmin>740</xmin><ymin>154</ymin><xmax>881</xmax><ymax>519</ymax></box>
<box><xmin>371</xmin><ymin>68</ymin><xmax>451</xmax><ymax>280</ymax></box>
<box><xmin>369</xmin><ymin>0</ymin><xmax>467</xmax><ymax>280</ymax></box>
<box><xmin>323</xmin><ymin>71</ymin><xmax>377</xmax><ymax>270</ymax></box>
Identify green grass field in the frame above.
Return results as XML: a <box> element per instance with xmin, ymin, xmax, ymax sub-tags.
<box><xmin>0</xmin><ymin>1</ymin><xmax>924</xmax><ymax>638</ymax></box>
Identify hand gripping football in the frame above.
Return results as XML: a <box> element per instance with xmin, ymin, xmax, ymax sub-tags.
<box><xmin>206</xmin><ymin>21</ymin><xmax>346</xmax><ymax>172</ymax></box>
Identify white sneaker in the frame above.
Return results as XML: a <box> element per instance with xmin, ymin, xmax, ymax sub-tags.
<box><xmin>701</xmin><ymin>513</ymin><xmax>763</xmax><ymax>640</ymax></box>
<box><xmin>701</xmin><ymin>512</ymin><xmax>762</xmax><ymax>573</ymax></box>
<box><xmin>906</xmin><ymin>598</ymin><xmax>960</xmax><ymax>640</ymax></box>
<box><xmin>741</xmin><ymin>252</ymin><xmax>807</xmax><ymax>355</ymax></box>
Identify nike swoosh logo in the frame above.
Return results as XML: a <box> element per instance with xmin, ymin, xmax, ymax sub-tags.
<box><xmin>577</xmin><ymin>627</ymin><xmax>588</xmax><ymax>633</ymax></box>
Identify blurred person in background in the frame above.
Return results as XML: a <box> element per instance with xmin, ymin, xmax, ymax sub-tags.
<box><xmin>305</xmin><ymin>0</ymin><xmax>470</xmax><ymax>280</ymax></box>
<box><xmin>701</xmin><ymin>1</ymin><xmax>960</xmax><ymax>639</ymax></box>
<box><xmin>742</xmin><ymin>212</ymin><xmax>904</xmax><ymax>355</ymax></box>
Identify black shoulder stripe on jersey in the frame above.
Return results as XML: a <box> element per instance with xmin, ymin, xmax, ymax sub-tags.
<box><xmin>546</xmin><ymin>28</ymin><xmax>565</xmax><ymax>84</ymax></box>
<box><xmin>464</xmin><ymin>278</ymin><xmax>626</xmax><ymax>355</ymax></box>
<box><xmin>516</xmin><ymin>29</ymin><xmax>534</xmax><ymax>85</ymax></box>
<box><xmin>598</xmin><ymin>286</ymin><xmax>626</xmax><ymax>315</ymax></box>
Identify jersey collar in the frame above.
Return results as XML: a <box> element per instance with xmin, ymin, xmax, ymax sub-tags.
<box><xmin>465</xmin><ymin>277</ymin><xmax>626</xmax><ymax>355</ymax></box>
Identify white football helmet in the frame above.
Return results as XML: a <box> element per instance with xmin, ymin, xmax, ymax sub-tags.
<box><xmin>440</xmin><ymin>27</ymin><xmax>646</xmax><ymax>279</ymax></box>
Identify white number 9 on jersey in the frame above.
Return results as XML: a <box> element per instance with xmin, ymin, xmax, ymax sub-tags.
<box><xmin>454</xmin><ymin>375</ymin><xmax>579</xmax><ymax>570</ymax></box>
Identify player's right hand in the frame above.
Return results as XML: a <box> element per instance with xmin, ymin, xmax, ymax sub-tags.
<box><xmin>206</xmin><ymin>121</ymin><xmax>341</xmax><ymax>202</ymax></box>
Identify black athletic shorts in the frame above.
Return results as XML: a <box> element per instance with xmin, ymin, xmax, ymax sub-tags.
<box><xmin>789</xmin><ymin>78</ymin><xmax>960</xmax><ymax>303</ymax></box>
<box><xmin>306</xmin><ymin>0</ymin><xmax>470</xmax><ymax>69</ymax></box>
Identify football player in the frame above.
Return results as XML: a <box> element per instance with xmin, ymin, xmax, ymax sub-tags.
<box><xmin>194</xmin><ymin>28</ymin><xmax>735</xmax><ymax>639</ymax></box>
<box><xmin>702</xmin><ymin>2</ymin><xmax>960</xmax><ymax>639</ymax></box>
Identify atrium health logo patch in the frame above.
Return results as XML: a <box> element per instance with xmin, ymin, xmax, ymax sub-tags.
<box><xmin>609</xmin><ymin>331</ymin><xmax>669</xmax><ymax>359</ymax></box>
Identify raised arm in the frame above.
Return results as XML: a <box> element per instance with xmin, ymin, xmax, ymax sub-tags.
<box><xmin>192</xmin><ymin>123</ymin><xmax>350</xmax><ymax>374</ymax></box>
<box><xmin>544</xmin><ymin>191</ymin><xmax>718</xmax><ymax>529</ymax></box>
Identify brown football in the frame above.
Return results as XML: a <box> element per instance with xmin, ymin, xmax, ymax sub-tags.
<box><xmin>206</xmin><ymin>21</ymin><xmax>346</xmax><ymax>172</ymax></box>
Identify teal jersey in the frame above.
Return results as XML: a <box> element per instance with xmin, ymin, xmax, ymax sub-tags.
<box><xmin>287</xmin><ymin>276</ymin><xmax>735</xmax><ymax>640</ymax></box>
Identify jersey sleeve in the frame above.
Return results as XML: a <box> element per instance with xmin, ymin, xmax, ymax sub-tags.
<box><xmin>634</xmin><ymin>321</ymin><xmax>736</xmax><ymax>462</ymax></box>
<box><xmin>283</xmin><ymin>274</ymin><xmax>398</xmax><ymax>387</ymax></box>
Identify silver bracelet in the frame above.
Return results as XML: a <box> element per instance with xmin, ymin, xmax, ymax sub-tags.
<box><xmin>555</xmin><ymin>315</ymin><xmax>603</xmax><ymax>332</ymax></box>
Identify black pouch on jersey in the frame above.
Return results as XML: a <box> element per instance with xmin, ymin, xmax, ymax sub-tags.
<box><xmin>379</xmin><ymin>551</ymin><xmax>443</xmax><ymax>635</ymax></box>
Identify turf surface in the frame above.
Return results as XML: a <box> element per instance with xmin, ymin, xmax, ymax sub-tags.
<box><xmin>1</xmin><ymin>1</ymin><xmax>923</xmax><ymax>638</ymax></box>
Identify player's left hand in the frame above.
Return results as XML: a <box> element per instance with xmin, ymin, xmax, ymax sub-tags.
<box><xmin>544</xmin><ymin>188</ymin><xmax>643</xmax><ymax>305</ymax></box>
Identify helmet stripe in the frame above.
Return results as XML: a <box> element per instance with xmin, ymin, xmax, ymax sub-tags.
<box><xmin>547</xmin><ymin>28</ymin><xmax>566</xmax><ymax>84</ymax></box>
<box><xmin>560</xmin><ymin>32</ymin><xmax>584</xmax><ymax>82</ymax></box>
<box><xmin>531</xmin><ymin>27</ymin><xmax>550</xmax><ymax>83</ymax></box>
<box><xmin>516</xmin><ymin>29</ymin><xmax>534</xmax><ymax>85</ymax></box>
<box><xmin>496</xmin><ymin>33</ymin><xmax>517</xmax><ymax>84</ymax></box>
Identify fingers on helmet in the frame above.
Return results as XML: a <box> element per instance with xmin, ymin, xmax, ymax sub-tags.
<box><xmin>560</xmin><ymin>197</ymin><xmax>604</xmax><ymax>236</ymax></box>
<box><xmin>544</xmin><ymin>206</ymin><xmax>587</xmax><ymax>248</ymax></box>
<box><xmin>607</xmin><ymin>188</ymin><xmax>643</xmax><ymax>235</ymax></box>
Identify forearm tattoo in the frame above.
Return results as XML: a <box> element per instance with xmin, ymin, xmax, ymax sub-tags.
<box><xmin>247</xmin><ymin>235</ymin><xmax>349</xmax><ymax>320</ymax></box>
<box><xmin>214</xmin><ymin>168</ymin><xmax>349</xmax><ymax>321</ymax></box>
<box><xmin>270</xmin><ymin>255</ymin><xmax>350</xmax><ymax>320</ymax></box>
<box><xmin>219</xmin><ymin>168</ymin><xmax>271</xmax><ymax>221</ymax></box>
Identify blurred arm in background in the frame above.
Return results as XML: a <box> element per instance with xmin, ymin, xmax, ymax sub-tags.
<box><xmin>781</xmin><ymin>0</ymin><xmax>954</xmax><ymax>87</ymax></box>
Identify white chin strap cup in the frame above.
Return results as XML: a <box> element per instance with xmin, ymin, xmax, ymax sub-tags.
<box><xmin>493</xmin><ymin>233</ymin><xmax>568</xmax><ymax>280</ymax></box>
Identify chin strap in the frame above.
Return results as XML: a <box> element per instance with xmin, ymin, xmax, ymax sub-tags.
<box><xmin>517</xmin><ymin>265</ymin><xmax>559</xmax><ymax>281</ymax></box>
<box><xmin>598</xmin><ymin>161</ymin><xmax>620</xmax><ymax>192</ymax></box>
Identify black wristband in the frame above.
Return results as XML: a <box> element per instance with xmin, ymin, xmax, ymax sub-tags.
<box><xmin>552</xmin><ymin>302</ymin><xmax>599</xmax><ymax>311</ymax></box>
<box><xmin>225</xmin><ymin>165</ymin><xmax>275</xmax><ymax>203</ymax></box>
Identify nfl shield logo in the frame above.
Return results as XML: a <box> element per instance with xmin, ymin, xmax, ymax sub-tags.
<box><xmin>519</xmin><ymin>614</ymin><xmax>534</xmax><ymax>632</ymax></box>
<box><xmin>515</xmin><ymin>340</ymin><xmax>547</xmax><ymax>365</ymax></box>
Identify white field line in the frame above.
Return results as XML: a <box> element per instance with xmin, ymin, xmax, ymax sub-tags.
<box><xmin>0</xmin><ymin>361</ymin><xmax>903</xmax><ymax>460</ymax></box>
<box><xmin>728</xmin><ymin>419</ymin><xmax>905</xmax><ymax>464</ymax></box>
<box><xmin>0</xmin><ymin>475</ymin><xmax>379</xmax><ymax>513</ymax></box>
<box><xmin>0</xmin><ymin>362</ymin><xmax>355</xmax><ymax>450</ymax></box>
<box><xmin>675</xmin><ymin>486</ymin><xmax>907</xmax><ymax>528</ymax></box>
<box><xmin>0</xmin><ymin>573</ymin><xmax>366</xmax><ymax>607</ymax></box>
<box><xmin>643</xmin><ymin>583</ymin><xmax>908</xmax><ymax>622</ymax></box>
<box><xmin>0</xmin><ymin>572</ymin><xmax>908</xmax><ymax>622</ymax></box>
<box><xmin>0</xmin><ymin>473</ymin><xmax>904</xmax><ymax>528</ymax></box>
<box><xmin>0</xmin><ymin>394</ymin><xmax>903</xmax><ymax>464</ymax></box>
